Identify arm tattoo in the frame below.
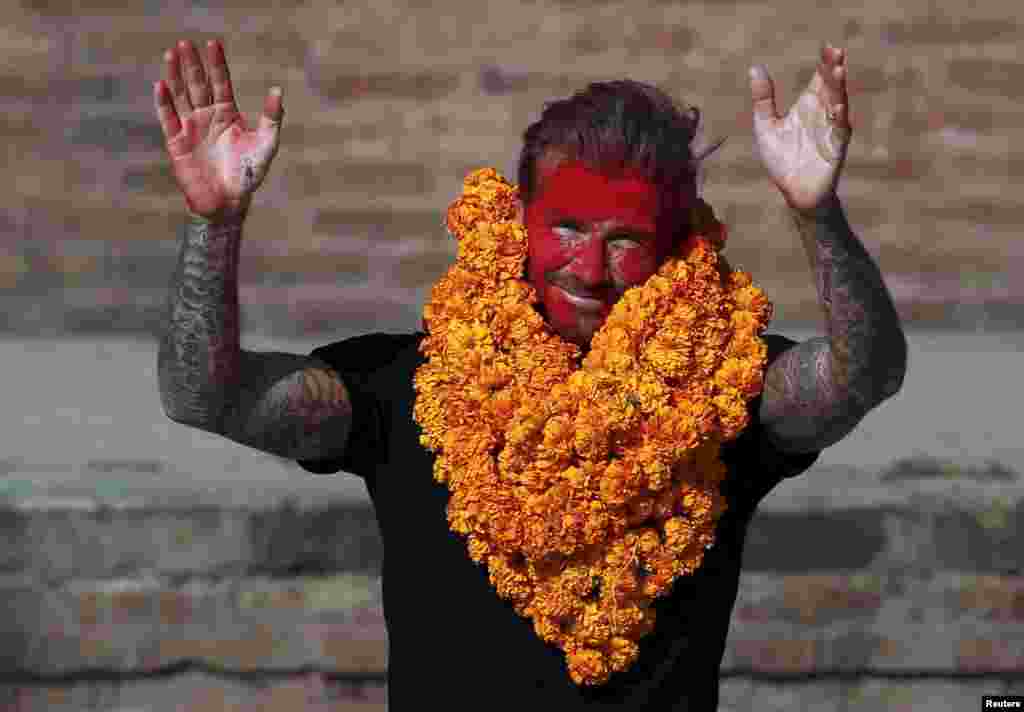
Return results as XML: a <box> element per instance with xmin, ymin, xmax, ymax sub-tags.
<box><xmin>760</xmin><ymin>195</ymin><xmax>908</xmax><ymax>454</ymax></box>
<box><xmin>157</xmin><ymin>214</ymin><xmax>244</xmax><ymax>427</ymax></box>
<box><xmin>224</xmin><ymin>356</ymin><xmax>354</xmax><ymax>462</ymax></box>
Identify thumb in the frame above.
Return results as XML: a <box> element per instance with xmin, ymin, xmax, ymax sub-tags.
<box><xmin>259</xmin><ymin>86</ymin><xmax>285</xmax><ymax>135</ymax></box>
<box><xmin>749</xmin><ymin>64</ymin><xmax>778</xmax><ymax>127</ymax></box>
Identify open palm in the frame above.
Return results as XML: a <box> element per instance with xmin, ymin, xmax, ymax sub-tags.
<box><xmin>154</xmin><ymin>39</ymin><xmax>284</xmax><ymax>220</ymax></box>
<box><xmin>749</xmin><ymin>44</ymin><xmax>852</xmax><ymax>214</ymax></box>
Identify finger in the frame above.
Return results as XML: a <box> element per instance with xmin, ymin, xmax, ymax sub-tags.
<box><xmin>831</xmin><ymin>103</ymin><xmax>852</xmax><ymax>135</ymax></box>
<box><xmin>179</xmin><ymin>39</ymin><xmax>212</xmax><ymax>109</ymax></box>
<box><xmin>821</xmin><ymin>42</ymin><xmax>835</xmax><ymax>66</ymax></box>
<box><xmin>824</xmin><ymin>103</ymin><xmax>852</xmax><ymax>164</ymax></box>
<box><xmin>205</xmin><ymin>39</ymin><xmax>237</xmax><ymax>108</ymax></box>
<box><xmin>831</xmin><ymin>60</ymin><xmax>849</xmax><ymax>111</ymax></box>
<box><xmin>258</xmin><ymin>86</ymin><xmax>285</xmax><ymax>135</ymax></box>
<box><xmin>819</xmin><ymin>55</ymin><xmax>849</xmax><ymax>124</ymax></box>
<box><xmin>749</xmin><ymin>64</ymin><xmax>779</xmax><ymax>127</ymax></box>
<box><xmin>807</xmin><ymin>44</ymin><xmax>831</xmax><ymax>97</ymax></box>
<box><xmin>154</xmin><ymin>79</ymin><xmax>182</xmax><ymax>142</ymax></box>
<box><xmin>164</xmin><ymin>44</ymin><xmax>193</xmax><ymax>118</ymax></box>
<box><xmin>807</xmin><ymin>41</ymin><xmax>842</xmax><ymax>98</ymax></box>
<box><xmin>829</xmin><ymin>44</ymin><xmax>845</xmax><ymax>66</ymax></box>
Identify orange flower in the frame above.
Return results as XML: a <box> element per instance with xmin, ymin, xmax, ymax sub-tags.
<box><xmin>605</xmin><ymin>636</ymin><xmax>641</xmax><ymax>673</ymax></box>
<box><xmin>567</xmin><ymin>647</ymin><xmax>610</xmax><ymax>686</ymax></box>
<box><xmin>413</xmin><ymin>168</ymin><xmax>772</xmax><ymax>686</ymax></box>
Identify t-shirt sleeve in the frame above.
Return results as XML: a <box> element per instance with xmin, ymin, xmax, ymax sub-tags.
<box><xmin>295</xmin><ymin>331</ymin><xmax>421</xmax><ymax>479</ymax></box>
<box><xmin>721</xmin><ymin>333</ymin><xmax>823</xmax><ymax>504</ymax></box>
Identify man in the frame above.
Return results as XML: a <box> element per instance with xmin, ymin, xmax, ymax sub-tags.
<box><xmin>155</xmin><ymin>37</ymin><xmax>907</xmax><ymax>710</ymax></box>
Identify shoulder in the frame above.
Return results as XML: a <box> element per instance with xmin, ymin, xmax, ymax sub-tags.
<box><xmin>762</xmin><ymin>332</ymin><xmax>800</xmax><ymax>363</ymax></box>
<box><xmin>718</xmin><ymin>333</ymin><xmax>822</xmax><ymax>502</ymax></box>
<box><xmin>295</xmin><ymin>331</ymin><xmax>424</xmax><ymax>477</ymax></box>
<box><xmin>309</xmin><ymin>331</ymin><xmax>425</xmax><ymax>375</ymax></box>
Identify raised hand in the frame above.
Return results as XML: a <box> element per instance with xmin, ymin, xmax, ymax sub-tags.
<box><xmin>154</xmin><ymin>39</ymin><xmax>285</xmax><ymax>221</ymax></box>
<box><xmin>749</xmin><ymin>43</ymin><xmax>852</xmax><ymax>214</ymax></box>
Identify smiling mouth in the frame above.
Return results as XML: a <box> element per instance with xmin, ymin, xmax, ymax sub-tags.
<box><xmin>559</xmin><ymin>287</ymin><xmax>606</xmax><ymax>311</ymax></box>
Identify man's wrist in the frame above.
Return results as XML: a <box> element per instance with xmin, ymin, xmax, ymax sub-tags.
<box><xmin>789</xmin><ymin>192</ymin><xmax>842</xmax><ymax>223</ymax></box>
<box><xmin>186</xmin><ymin>203</ymin><xmax>250</xmax><ymax>225</ymax></box>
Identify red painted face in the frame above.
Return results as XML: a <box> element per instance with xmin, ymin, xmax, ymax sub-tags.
<box><xmin>521</xmin><ymin>159</ymin><xmax>689</xmax><ymax>353</ymax></box>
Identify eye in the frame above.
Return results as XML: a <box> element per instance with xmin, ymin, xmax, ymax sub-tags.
<box><xmin>554</xmin><ymin>221</ymin><xmax>583</xmax><ymax>236</ymax></box>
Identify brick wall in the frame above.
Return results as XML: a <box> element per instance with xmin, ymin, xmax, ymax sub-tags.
<box><xmin>3</xmin><ymin>0</ymin><xmax>1024</xmax><ymax>339</ymax></box>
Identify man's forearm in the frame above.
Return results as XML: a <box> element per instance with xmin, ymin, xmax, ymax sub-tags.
<box><xmin>157</xmin><ymin>213</ymin><xmax>245</xmax><ymax>426</ymax></box>
<box><xmin>789</xmin><ymin>194</ymin><xmax>908</xmax><ymax>412</ymax></box>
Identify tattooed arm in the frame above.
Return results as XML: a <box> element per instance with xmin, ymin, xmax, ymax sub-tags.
<box><xmin>154</xmin><ymin>39</ymin><xmax>356</xmax><ymax>463</ymax></box>
<box><xmin>746</xmin><ymin>45</ymin><xmax>908</xmax><ymax>454</ymax></box>
<box><xmin>157</xmin><ymin>215</ymin><xmax>355</xmax><ymax>461</ymax></box>
<box><xmin>759</xmin><ymin>194</ymin><xmax>908</xmax><ymax>454</ymax></box>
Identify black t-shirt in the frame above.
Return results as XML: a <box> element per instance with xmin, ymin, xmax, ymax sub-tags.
<box><xmin>297</xmin><ymin>331</ymin><xmax>820</xmax><ymax>711</ymax></box>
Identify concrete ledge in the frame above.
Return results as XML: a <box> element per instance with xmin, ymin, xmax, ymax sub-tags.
<box><xmin>0</xmin><ymin>497</ymin><xmax>381</xmax><ymax>583</ymax></box>
<box><xmin>746</xmin><ymin>463</ymin><xmax>1023</xmax><ymax>574</ymax></box>
<box><xmin>0</xmin><ymin>671</ymin><xmax>386</xmax><ymax>712</ymax></box>
<box><xmin>0</xmin><ymin>471</ymin><xmax>1021</xmax><ymax>678</ymax></box>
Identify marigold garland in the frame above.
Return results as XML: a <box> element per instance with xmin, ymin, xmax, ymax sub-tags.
<box><xmin>412</xmin><ymin>167</ymin><xmax>773</xmax><ymax>686</ymax></box>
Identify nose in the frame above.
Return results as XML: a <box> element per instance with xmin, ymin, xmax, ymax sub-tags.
<box><xmin>569</xmin><ymin>237</ymin><xmax>612</xmax><ymax>292</ymax></box>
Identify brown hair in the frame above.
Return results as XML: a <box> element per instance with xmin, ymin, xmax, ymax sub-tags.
<box><xmin>517</xmin><ymin>79</ymin><xmax>726</xmax><ymax>226</ymax></box>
